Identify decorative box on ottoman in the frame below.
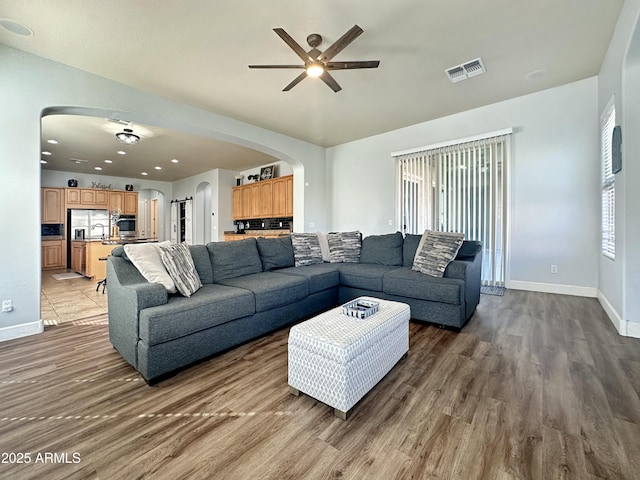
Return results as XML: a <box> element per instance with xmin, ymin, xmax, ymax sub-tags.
<box><xmin>288</xmin><ymin>297</ymin><xmax>410</xmax><ymax>419</ymax></box>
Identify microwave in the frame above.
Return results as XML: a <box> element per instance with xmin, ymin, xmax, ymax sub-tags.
<box><xmin>116</xmin><ymin>215</ymin><xmax>137</xmax><ymax>239</ymax></box>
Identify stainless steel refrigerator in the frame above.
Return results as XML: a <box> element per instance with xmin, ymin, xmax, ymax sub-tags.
<box><xmin>67</xmin><ymin>209</ymin><xmax>110</xmax><ymax>240</ymax></box>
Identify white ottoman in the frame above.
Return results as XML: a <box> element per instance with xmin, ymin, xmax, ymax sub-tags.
<box><xmin>288</xmin><ymin>297</ymin><xmax>410</xmax><ymax>419</ymax></box>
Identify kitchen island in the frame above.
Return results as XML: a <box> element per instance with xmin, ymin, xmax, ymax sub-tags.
<box><xmin>71</xmin><ymin>238</ymin><xmax>158</xmax><ymax>278</ymax></box>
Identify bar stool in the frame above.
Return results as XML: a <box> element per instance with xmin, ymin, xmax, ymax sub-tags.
<box><xmin>96</xmin><ymin>256</ymin><xmax>108</xmax><ymax>294</ymax></box>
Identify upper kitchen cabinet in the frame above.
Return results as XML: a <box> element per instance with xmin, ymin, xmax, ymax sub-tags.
<box><xmin>109</xmin><ymin>191</ymin><xmax>138</xmax><ymax>215</ymax></box>
<box><xmin>232</xmin><ymin>175</ymin><xmax>293</xmax><ymax>220</ymax></box>
<box><xmin>65</xmin><ymin>188</ymin><xmax>108</xmax><ymax>208</ymax></box>
<box><xmin>41</xmin><ymin>187</ymin><xmax>64</xmax><ymax>224</ymax></box>
<box><xmin>272</xmin><ymin>176</ymin><xmax>293</xmax><ymax>217</ymax></box>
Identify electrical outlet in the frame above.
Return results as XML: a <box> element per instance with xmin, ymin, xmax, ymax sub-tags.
<box><xmin>2</xmin><ymin>299</ymin><xmax>13</xmax><ymax>313</ymax></box>
<box><xmin>388</xmin><ymin>220</ymin><xmax>393</xmax><ymax>226</ymax></box>
<box><xmin>551</xmin><ymin>264</ymin><xmax>558</xmax><ymax>274</ymax></box>
<box><xmin>309</xmin><ymin>222</ymin><xmax>315</xmax><ymax>228</ymax></box>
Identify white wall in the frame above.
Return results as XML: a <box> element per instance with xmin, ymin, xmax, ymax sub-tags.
<box><xmin>0</xmin><ymin>44</ymin><xmax>325</xmax><ymax>342</ymax></box>
<box><xmin>327</xmin><ymin>78</ymin><xmax>600</xmax><ymax>296</ymax></box>
<box><xmin>598</xmin><ymin>0</ymin><xmax>640</xmax><ymax>336</ymax></box>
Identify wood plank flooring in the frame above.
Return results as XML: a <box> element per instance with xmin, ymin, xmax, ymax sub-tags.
<box><xmin>1</xmin><ymin>290</ymin><xmax>639</xmax><ymax>479</ymax></box>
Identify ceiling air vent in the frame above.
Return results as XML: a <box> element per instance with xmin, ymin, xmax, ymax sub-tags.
<box><xmin>445</xmin><ymin>58</ymin><xmax>486</xmax><ymax>83</ymax></box>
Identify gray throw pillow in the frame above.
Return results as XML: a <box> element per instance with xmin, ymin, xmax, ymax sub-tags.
<box><xmin>256</xmin><ymin>236</ymin><xmax>295</xmax><ymax>271</ymax></box>
<box><xmin>327</xmin><ymin>231</ymin><xmax>362</xmax><ymax>263</ymax></box>
<box><xmin>290</xmin><ymin>233</ymin><xmax>323</xmax><ymax>266</ymax></box>
<box><xmin>360</xmin><ymin>232</ymin><xmax>403</xmax><ymax>266</ymax></box>
<box><xmin>159</xmin><ymin>243</ymin><xmax>202</xmax><ymax>297</ymax></box>
<box><xmin>412</xmin><ymin>230</ymin><xmax>464</xmax><ymax>277</ymax></box>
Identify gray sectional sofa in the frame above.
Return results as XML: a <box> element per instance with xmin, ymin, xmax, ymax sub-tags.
<box><xmin>107</xmin><ymin>232</ymin><xmax>482</xmax><ymax>383</ymax></box>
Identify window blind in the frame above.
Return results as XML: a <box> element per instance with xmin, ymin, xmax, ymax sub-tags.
<box><xmin>601</xmin><ymin>98</ymin><xmax>616</xmax><ymax>259</ymax></box>
<box><xmin>395</xmin><ymin>132</ymin><xmax>510</xmax><ymax>286</ymax></box>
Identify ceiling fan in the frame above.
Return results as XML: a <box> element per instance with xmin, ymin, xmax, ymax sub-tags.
<box><xmin>248</xmin><ymin>25</ymin><xmax>380</xmax><ymax>92</ymax></box>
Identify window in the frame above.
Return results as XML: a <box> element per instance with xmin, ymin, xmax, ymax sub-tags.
<box><xmin>395</xmin><ymin>130</ymin><xmax>511</xmax><ymax>286</ymax></box>
<box><xmin>601</xmin><ymin>98</ymin><xmax>616</xmax><ymax>259</ymax></box>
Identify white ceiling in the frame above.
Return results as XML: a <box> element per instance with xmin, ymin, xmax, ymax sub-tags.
<box><xmin>1</xmin><ymin>0</ymin><xmax>625</xmax><ymax>181</ymax></box>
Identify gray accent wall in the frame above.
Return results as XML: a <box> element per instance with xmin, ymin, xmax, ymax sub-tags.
<box><xmin>327</xmin><ymin>77</ymin><xmax>601</xmax><ymax>298</ymax></box>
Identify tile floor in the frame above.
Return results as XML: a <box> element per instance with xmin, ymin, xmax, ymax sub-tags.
<box><xmin>41</xmin><ymin>269</ymin><xmax>108</xmax><ymax>325</ymax></box>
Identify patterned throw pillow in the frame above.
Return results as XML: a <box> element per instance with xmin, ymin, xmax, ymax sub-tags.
<box><xmin>327</xmin><ymin>231</ymin><xmax>362</xmax><ymax>263</ymax></box>
<box><xmin>412</xmin><ymin>230</ymin><xmax>464</xmax><ymax>277</ymax></box>
<box><xmin>159</xmin><ymin>243</ymin><xmax>202</xmax><ymax>297</ymax></box>
<box><xmin>290</xmin><ymin>233</ymin><xmax>323</xmax><ymax>267</ymax></box>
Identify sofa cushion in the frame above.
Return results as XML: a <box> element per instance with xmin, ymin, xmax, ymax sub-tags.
<box><xmin>328</xmin><ymin>231</ymin><xmax>362</xmax><ymax>263</ymax></box>
<box><xmin>207</xmin><ymin>238</ymin><xmax>263</xmax><ymax>282</ymax></box>
<box><xmin>256</xmin><ymin>236</ymin><xmax>295</xmax><ymax>271</ymax></box>
<box><xmin>384</xmin><ymin>267</ymin><xmax>464</xmax><ymax>305</ymax></box>
<box><xmin>456</xmin><ymin>240</ymin><xmax>482</xmax><ymax>260</ymax></box>
<box><xmin>159</xmin><ymin>243</ymin><xmax>202</xmax><ymax>297</ymax></box>
<box><xmin>189</xmin><ymin>245</ymin><xmax>214</xmax><ymax>284</ymax></box>
<box><xmin>216</xmin><ymin>272</ymin><xmax>309</xmax><ymax>312</ymax></box>
<box><xmin>290</xmin><ymin>233</ymin><xmax>323</xmax><ymax>266</ymax></box>
<box><xmin>124</xmin><ymin>241</ymin><xmax>176</xmax><ymax>293</ymax></box>
<box><xmin>334</xmin><ymin>263</ymin><xmax>399</xmax><ymax>292</ymax></box>
<box><xmin>412</xmin><ymin>230</ymin><xmax>464</xmax><ymax>277</ymax></box>
<box><xmin>403</xmin><ymin>234</ymin><xmax>422</xmax><ymax>267</ymax></box>
<box><xmin>277</xmin><ymin>264</ymin><xmax>340</xmax><ymax>294</ymax></box>
<box><xmin>360</xmin><ymin>232</ymin><xmax>404</xmax><ymax>266</ymax></box>
<box><xmin>139</xmin><ymin>283</ymin><xmax>255</xmax><ymax>346</ymax></box>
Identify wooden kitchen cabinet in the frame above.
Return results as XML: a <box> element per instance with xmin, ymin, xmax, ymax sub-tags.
<box><xmin>85</xmin><ymin>242</ymin><xmax>116</xmax><ymax>279</ymax></box>
<box><xmin>41</xmin><ymin>240</ymin><xmax>65</xmax><ymax>269</ymax></box>
<box><xmin>124</xmin><ymin>192</ymin><xmax>138</xmax><ymax>215</ymax></box>
<box><xmin>81</xmin><ymin>189</ymin><xmax>108</xmax><ymax>207</ymax></box>
<box><xmin>70</xmin><ymin>241</ymin><xmax>86</xmax><ymax>275</ymax></box>
<box><xmin>232</xmin><ymin>175</ymin><xmax>293</xmax><ymax>220</ymax></box>
<box><xmin>41</xmin><ymin>188</ymin><xmax>64</xmax><ymax>224</ymax></box>
<box><xmin>66</xmin><ymin>188</ymin><xmax>109</xmax><ymax>208</ymax></box>
<box><xmin>272</xmin><ymin>176</ymin><xmax>293</xmax><ymax>217</ymax></box>
<box><xmin>232</xmin><ymin>188</ymin><xmax>243</xmax><ymax>220</ymax></box>
<box><xmin>108</xmin><ymin>191</ymin><xmax>137</xmax><ymax>215</ymax></box>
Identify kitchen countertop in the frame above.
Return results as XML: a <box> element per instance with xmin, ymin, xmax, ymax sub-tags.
<box><xmin>69</xmin><ymin>238</ymin><xmax>158</xmax><ymax>245</ymax></box>
<box><xmin>224</xmin><ymin>230</ymin><xmax>291</xmax><ymax>236</ymax></box>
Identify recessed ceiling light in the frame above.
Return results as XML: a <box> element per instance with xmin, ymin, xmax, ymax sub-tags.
<box><xmin>117</xmin><ymin>151</ymin><xmax>126</xmax><ymax>155</ymax></box>
<box><xmin>0</xmin><ymin>19</ymin><xmax>34</xmax><ymax>37</ymax></box>
<box><xmin>40</xmin><ymin>160</ymin><xmax>47</xmax><ymax>164</ymax></box>
<box><xmin>524</xmin><ymin>69</ymin><xmax>546</xmax><ymax>81</ymax></box>
<box><xmin>42</xmin><ymin>151</ymin><xmax>52</xmax><ymax>155</ymax></box>
<box><xmin>154</xmin><ymin>166</ymin><xmax>162</xmax><ymax>170</ymax></box>
<box><xmin>104</xmin><ymin>159</ymin><xmax>113</xmax><ymax>164</ymax></box>
<box><xmin>171</xmin><ymin>158</ymin><xmax>179</xmax><ymax>164</ymax></box>
<box><xmin>141</xmin><ymin>172</ymin><xmax>148</xmax><ymax>176</ymax></box>
<box><xmin>46</xmin><ymin>139</ymin><xmax>58</xmax><ymax>144</ymax></box>
<box><xmin>94</xmin><ymin>166</ymin><xmax>103</xmax><ymax>171</ymax></box>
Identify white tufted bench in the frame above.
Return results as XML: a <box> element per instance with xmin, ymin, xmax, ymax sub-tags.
<box><xmin>288</xmin><ymin>297</ymin><xmax>410</xmax><ymax>419</ymax></box>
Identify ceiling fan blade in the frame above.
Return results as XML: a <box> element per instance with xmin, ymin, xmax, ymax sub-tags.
<box><xmin>273</xmin><ymin>28</ymin><xmax>314</xmax><ymax>63</ymax></box>
<box><xmin>249</xmin><ymin>65</ymin><xmax>305</xmax><ymax>69</ymax></box>
<box><xmin>282</xmin><ymin>71</ymin><xmax>308</xmax><ymax>91</ymax></box>
<box><xmin>326</xmin><ymin>60</ymin><xmax>380</xmax><ymax>70</ymax></box>
<box><xmin>317</xmin><ymin>25</ymin><xmax>364</xmax><ymax>63</ymax></box>
<box><xmin>320</xmin><ymin>71</ymin><xmax>342</xmax><ymax>93</ymax></box>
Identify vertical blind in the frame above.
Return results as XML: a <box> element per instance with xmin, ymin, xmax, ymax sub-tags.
<box><xmin>395</xmin><ymin>133</ymin><xmax>510</xmax><ymax>286</ymax></box>
<box><xmin>601</xmin><ymin>99</ymin><xmax>616</xmax><ymax>259</ymax></box>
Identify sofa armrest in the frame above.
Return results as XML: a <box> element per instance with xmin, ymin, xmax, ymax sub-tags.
<box><xmin>444</xmin><ymin>246</ymin><xmax>482</xmax><ymax>320</ymax></box>
<box><xmin>106</xmin><ymin>256</ymin><xmax>168</xmax><ymax>369</ymax></box>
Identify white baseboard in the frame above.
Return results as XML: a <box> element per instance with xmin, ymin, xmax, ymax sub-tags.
<box><xmin>597</xmin><ymin>291</ymin><xmax>640</xmax><ymax>339</ymax></box>
<box><xmin>0</xmin><ymin>320</ymin><xmax>44</xmax><ymax>343</ymax></box>
<box><xmin>506</xmin><ymin>280</ymin><xmax>597</xmax><ymax>298</ymax></box>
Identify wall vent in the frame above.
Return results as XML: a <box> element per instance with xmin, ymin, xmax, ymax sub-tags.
<box><xmin>445</xmin><ymin>58</ymin><xmax>486</xmax><ymax>83</ymax></box>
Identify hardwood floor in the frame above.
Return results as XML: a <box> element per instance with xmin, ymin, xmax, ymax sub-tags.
<box><xmin>1</xmin><ymin>290</ymin><xmax>639</xmax><ymax>479</ymax></box>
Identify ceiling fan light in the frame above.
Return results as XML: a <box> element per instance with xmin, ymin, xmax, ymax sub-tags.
<box><xmin>115</xmin><ymin>128</ymin><xmax>141</xmax><ymax>145</ymax></box>
<box><xmin>306</xmin><ymin>62</ymin><xmax>325</xmax><ymax>77</ymax></box>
